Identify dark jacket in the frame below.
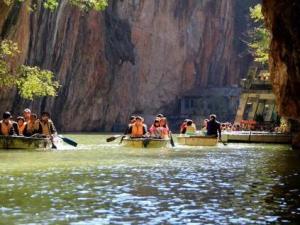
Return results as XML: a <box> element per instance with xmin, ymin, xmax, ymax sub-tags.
<box><xmin>207</xmin><ymin>119</ymin><xmax>221</xmax><ymax>137</ymax></box>
<box><xmin>24</xmin><ymin>123</ymin><xmax>38</xmax><ymax>137</ymax></box>
<box><xmin>12</xmin><ymin>122</ymin><xmax>19</xmax><ymax>135</ymax></box>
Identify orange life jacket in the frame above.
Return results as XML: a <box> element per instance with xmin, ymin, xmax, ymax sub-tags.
<box><xmin>40</xmin><ymin>121</ymin><xmax>52</xmax><ymax>136</ymax></box>
<box><xmin>131</xmin><ymin>124</ymin><xmax>145</xmax><ymax>137</ymax></box>
<box><xmin>18</xmin><ymin>123</ymin><xmax>26</xmax><ymax>135</ymax></box>
<box><xmin>26</xmin><ymin>121</ymin><xmax>35</xmax><ymax>134</ymax></box>
<box><xmin>0</xmin><ymin>121</ymin><xmax>12</xmax><ymax>136</ymax></box>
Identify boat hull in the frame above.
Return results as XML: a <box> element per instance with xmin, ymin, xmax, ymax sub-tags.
<box><xmin>122</xmin><ymin>138</ymin><xmax>170</xmax><ymax>148</ymax></box>
<box><xmin>222</xmin><ymin>132</ymin><xmax>292</xmax><ymax>144</ymax></box>
<box><xmin>0</xmin><ymin>135</ymin><xmax>53</xmax><ymax>150</ymax></box>
<box><xmin>177</xmin><ymin>136</ymin><xmax>218</xmax><ymax>146</ymax></box>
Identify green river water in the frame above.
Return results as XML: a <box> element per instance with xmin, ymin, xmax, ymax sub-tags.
<box><xmin>1</xmin><ymin>134</ymin><xmax>300</xmax><ymax>225</ymax></box>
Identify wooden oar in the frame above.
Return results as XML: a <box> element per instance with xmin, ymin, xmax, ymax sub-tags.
<box><xmin>169</xmin><ymin>132</ymin><xmax>175</xmax><ymax>147</ymax></box>
<box><xmin>52</xmin><ymin>142</ymin><xmax>57</xmax><ymax>149</ymax></box>
<box><xmin>106</xmin><ymin>135</ymin><xmax>122</xmax><ymax>142</ymax></box>
<box><xmin>58</xmin><ymin>135</ymin><xmax>78</xmax><ymax>147</ymax></box>
<box><xmin>143</xmin><ymin>138</ymin><xmax>151</xmax><ymax>148</ymax></box>
<box><xmin>219</xmin><ymin>137</ymin><xmax>227</xmax><ymax>146</ymax></box>
<box><xmin>119</xmin><ymin>135</ymin><xmax>126</xmax><ymax>144</ymax></box>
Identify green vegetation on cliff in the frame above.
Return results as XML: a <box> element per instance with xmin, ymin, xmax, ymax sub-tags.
<box><xmin>0</xmin><ymin>40</ymin><xmax>59</xmax><ymax>100</ymax></box>
<box><xmin>248</xmin><ymin>4</ymin><xmax>271</xmax><ymax>65</ymax></box>
<box><xmin>0</xmin><ymin>0</ymin><xmax>108</xmax><ymax>100</ymax></box>
<box><xmin>3</xmin><ymin>0</ymin><xmax>108</xmax><ymax>11</ymax></box>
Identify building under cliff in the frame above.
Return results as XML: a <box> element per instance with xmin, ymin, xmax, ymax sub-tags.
<box><xmin>235</xmin><ymin>65</ymin><xmax>278</xmax><ymax>127</ymax></box>
<box><xmin>177</xmin><ymin>87</ymin><xmax>241</xmax><ymax>125</ymax></box>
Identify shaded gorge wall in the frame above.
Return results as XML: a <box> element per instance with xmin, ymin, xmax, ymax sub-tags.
<box><xmin>262</xmin><ymin>0</ymin><xmax>300</xmax><ymax>148</ymax></box>
<box><xmin>0</xmin><ymin>0</ymin><xmax>258</xmax><ymax>131</ymax></box>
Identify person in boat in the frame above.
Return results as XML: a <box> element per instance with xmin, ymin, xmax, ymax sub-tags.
<box><xmin>16</xmin><ymin>116</ymin><xmax>26</xmax><ymax>136</ymax></box>
<box><xmin>130</xmin><ymin>116</ymin><xmax>147</xmax><ymax>138</ymax></box>
<box><xmin>149</xmin><ymin>118</ymin><xmax>162</xmax><ymax>138</ymax></box>
<box><xmin>0</xmin><ymin>112</ymin><xmax>15</xmax><ymax>136</ymax></box>
<box><xmin>180</xmin><ymin>119</ymin><xmax>188</xmax><ymax>134</ymax></box>
<box><xmin>200</xmin><ymin>119</ymin><xmax>209</xmax><ymax>135</ymax></box>
<box><xmin>24</xmin><ymin>114</ymin><xmax>39</xmax><ymax>136</ymax></box>
<box><xmin>23</xmin><ymin>108</ymin><xmax>31</xmax><ymax>123</ymax></box>
<box><xmin>185</xmin><ymin>120</ymin><xmax>197</xmax><ymax>135</ymax></box>
<box><xmin>38</xmin><ymin>112</ymin><xmax>57</xmax><ymax>138</ymax></box>
<box><xmin>124</xmin><ymin>116</ymin><xmax>136</xmax><ymax>135</ymax></box>
<box><xmin>206</xmin><ymin>114</ymin><xmax>221</xmax><ymax>140</ymax></box>
<box><xmin>158</xmin><ymin>117</ymin><xmax>170</xmax><ymax>139</ymax></box>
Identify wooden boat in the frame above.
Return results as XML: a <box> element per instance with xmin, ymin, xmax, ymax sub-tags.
<box><xmin>221</xmin><ymin>132</ymin><xmax>292</xmax><ymax>144</ymax></box>
<box><xmin>177</xmin><ymin>135</ymin><xmax>218</xmax><ymax>146</ymax></box>
<box><xmin>122</xmin><ymin>137</ymin><xmax>170</xmax><ymax>148</ymax></box>
<box><xmin>0</xmin><ymin>135</ymin><xmax>53</xmax><ymax>150</ymax></box>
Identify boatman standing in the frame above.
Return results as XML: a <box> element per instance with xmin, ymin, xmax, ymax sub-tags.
<box><xmin>207</xmin><ymin>114</ymin><xmax>222</xmax><ymax>140</ymax></box>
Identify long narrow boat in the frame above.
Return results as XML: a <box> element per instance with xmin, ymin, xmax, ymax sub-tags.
<box><xmin>177</xmin><ymin>135</ymin><xmax>218</xmax><ymax>146</ymax></box>
<box><xmin>122</xmin><ymin>137</ymin><xmax>170</xmax><ymax>148</ymax></box>
<box><xmin>0</xmin><ymin>135</ymin><xmax>53</xmax><ymax>150</ymax></box>
<box><xmin>221</xmin><ymin>131</ymin><xmax>292</xmax><ymax>144</ymax></box>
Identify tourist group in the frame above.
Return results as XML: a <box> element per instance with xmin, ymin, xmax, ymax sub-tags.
<box><xmin>125</xmin><ymin>114</ymin><xmax>222</xmax><ymax>140</ymax></box>
<box><xmin>0</xmin><ymin>109</ymin><xmax>57</xmax><ymax>138</ymax></box>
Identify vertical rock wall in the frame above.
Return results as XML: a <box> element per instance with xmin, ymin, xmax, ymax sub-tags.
<box><xmin>262</xmin><ymin>0</ymin><xmax>300</xmax><ymax>147</ymax></box>
<box><xmin>0</xmin><ymin>0</ymin><xmax>256</xmax><ymax>131</ymax></box>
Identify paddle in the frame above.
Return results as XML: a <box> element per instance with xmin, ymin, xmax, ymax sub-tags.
<box><xmin>119</xmin><ymin>135</ymin><xmax>126</xmax><ymax>144</ymax></box>
<box><xmin>220</xmin><ymin>140</ymin><xmax>227</xmax><ymax>146</ymax></box>
<box><xmin>106</xmin><ymin>135</ymin><xmax>122</xmax><ymax>142</ymax></box>
<box><xmin>169</xmin><ymin>132</ymin><xmax>175</xmax><ymax>147</ymax></box>
<box><xmin>143</xmin><ymin>138</ymin><xmax>151</xmax><ymax>148</ymax></box>
<box><xmin>219</xmin><ymin>136</ymin><xmax>227</xmax><ymax>146</ymax></box>
<box><xmin>58</xmin><ymin>135</ymin><xmax>78</xmax><ymax>147</ymax></box>
<box><xmin>52</xmin><ymin>141</ymin><xmax>57</xmax><ymax>149</ymax></box>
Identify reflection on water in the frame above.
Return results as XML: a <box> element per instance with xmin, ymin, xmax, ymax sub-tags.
<box><xmin>0</xmin><ymin>134</ymin><xmax>300</xmax><ymax>224</ymax></box>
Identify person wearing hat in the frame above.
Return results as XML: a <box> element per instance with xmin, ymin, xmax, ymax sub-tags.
<box><xmin>23</xmin><ymin>108</ymin><xmax>31</xmax><ymax>123</ymax></box>
<box><xmin>207</xmin><ymin>114</ymin><xmax>221</xmax><ymax>140</ymax></box>
<box><xmin>156</xmin><ymin>114</ymin><xmax>164</xmax><ymax>118</ymax></box>
<box><xmin>130</xmin><ymin>116</ymin><xmax>147</xmax><ymax>138</ymax></box>
<box><xmin>0</xmin><ymin>112</ymin><xmax>15</xmax><ymax>136</ymax></box>
<box><xmin>37</xmin><ymin>112</ymin><xmax>57</xmax><ymax>137</ymax></box>
<box><xmin>16</xmin><ymin>116</ymin><xmax>26</xmax><ymax>136</ymax></box>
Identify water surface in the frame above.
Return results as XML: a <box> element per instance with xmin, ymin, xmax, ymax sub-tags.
<box><xmin>0</xmin><ymin>134</ymin><xmax>300</xmax><ymax>224</ymax></box>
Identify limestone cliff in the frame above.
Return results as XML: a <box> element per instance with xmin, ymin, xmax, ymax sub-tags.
<box><xmin>0</xmin><ymin>0</ymin><xmax>256</xmax><ymax>131</ymax></box>
<box><xmin>262</xmin><ymin>0</ymin><xmax>300</xmax><ymax>147</ymax></box>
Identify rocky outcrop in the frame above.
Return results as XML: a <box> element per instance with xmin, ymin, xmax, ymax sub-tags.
<box><xmin>262</xmin><ymin>0</ymin><xmax>300</xmax><ymax>148</ymax></box>
<box><xmin>0</xmin><ymin>0</ymin><xmax>256</xmax><ymax>131</ymax></box>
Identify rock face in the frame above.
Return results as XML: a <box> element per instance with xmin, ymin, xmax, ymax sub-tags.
<box><xmin>0</xmin><ymin>0</ymin><xmax>256</xmax><ymax>131</ymax></box>
<box><xmin>262</xmin><ymin>0</ymin><xmax>300</xmax><ymax>147</ymax></box>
